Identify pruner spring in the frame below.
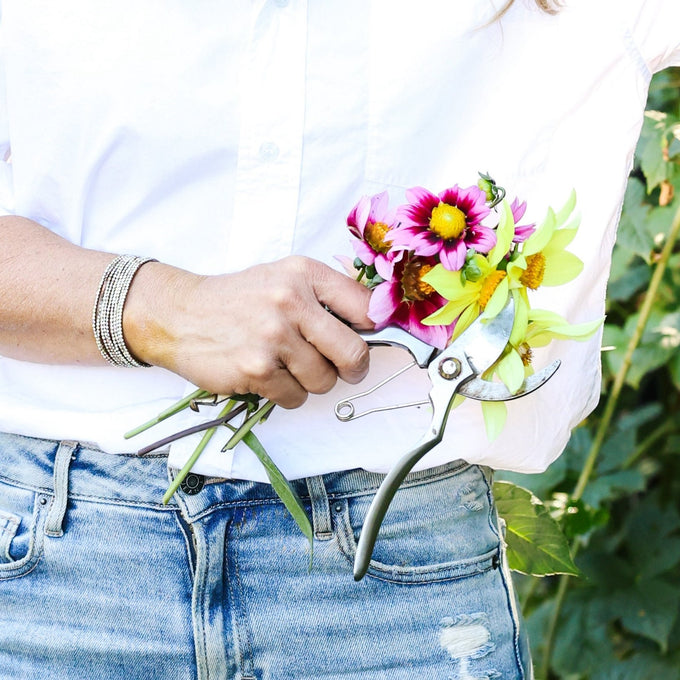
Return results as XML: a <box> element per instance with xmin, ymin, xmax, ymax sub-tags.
<box><xmin>334</xmin><ymin>360</ymin><xmax>430</xmax><ymax>422</ymax></box>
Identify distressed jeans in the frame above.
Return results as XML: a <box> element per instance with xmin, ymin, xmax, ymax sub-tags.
<box><xmin>0</xmin><ymin>432</ymin><xmax>532</xmax><ymax>679</ymax></box>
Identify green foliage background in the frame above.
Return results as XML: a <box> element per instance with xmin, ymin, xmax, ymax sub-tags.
<box><xmin>500</xmin><ymin>67</ymin><xmax>680</xmax><ymax>679</ymax></box>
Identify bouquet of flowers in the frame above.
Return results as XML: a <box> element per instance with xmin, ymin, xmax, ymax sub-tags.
<box><xmin>127</xmin><ymin>173</ymin><xmax>600</xmax><ymax>549</ymax></box>
<box><xmin>343</xmin><ymin>173</ymin><xmax>601</xmax><ymax>438</ymax></box>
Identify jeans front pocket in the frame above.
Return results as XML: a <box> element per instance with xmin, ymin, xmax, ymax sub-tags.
<box><xmin>0</xmin><ymin>481</ymin><xmax>50</xmax><ymax>579</ymax></box>
<box><xmin>332</xmin><ymin>464</ymin><xmax>501</xmax><ymax>584</ymax></box>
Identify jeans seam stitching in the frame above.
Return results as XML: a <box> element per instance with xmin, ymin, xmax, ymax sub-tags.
<box><xmin>0</xmin><ymin>492</ymin><xmax>48</xmax><ymax>581</ymax></box>
<box><xmin>482</xmin><ymin>469</ymin><xmax>526</xmax><ymax>680</ymax></box>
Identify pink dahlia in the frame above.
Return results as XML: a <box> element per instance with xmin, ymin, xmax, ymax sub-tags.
<box><xmin>390</xmin><ymin>185</ymin><xmax>495</xmax><ymax>271</ymax></box>
<box><xmin>347</xmin><ymin>191</ymin><xmax>399</xmax><ymax>280</ymax></box>
<box><xmin>510</xmin><ymin>198</ymin><xmax>535</xmax><ymax>243</ymax></box>
<box><xmin>368</xmin><ymin>255</ymin><xmax>455</xmax><ymax>349</ymax></box>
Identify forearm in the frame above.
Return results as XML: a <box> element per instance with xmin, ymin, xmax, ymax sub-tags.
<box><xmin>0</xmin><ymin>215</ymin><xmax>194</xmax><ymax>368</ymax></box>
<box><xmin>0</xmin><ymin>216</ymin><xmax>116</xmax><ymax>364</ymax></box>
<box><xmin>0</xmin><ymin>215</ymin><xmax>372</xmax><ymax>407</ymax></box>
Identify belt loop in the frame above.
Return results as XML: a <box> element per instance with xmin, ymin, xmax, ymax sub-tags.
<box><xmin>45</xmin><ymin>440</ymin><xmax>78</xmax><ymax>538</ymax></box>
<box><xmin>305</xmin><ymin>475</ymin><xmax>333</xmax><ymax>541</ymax></box>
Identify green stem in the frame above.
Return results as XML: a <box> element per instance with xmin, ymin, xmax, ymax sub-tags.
<box><xmin>573</xmin><ymin>200</ymin><xmax>680</xmax><ymax>502</ymax></box>
<box><xmin>540</xmin><ymin>553</ymin><xmax>578</xmax><ymax>680</ymax></box>
<box><xmin>124</xmin><ymin>388</ymin><xmax>210</xmax><ymax>439</ymax></box>
<box><xmin>222</xmin><ymin>400</ymin><xmax>275</xmax><ymax>451</ymax></box>
<box><xmin>541</xmin><ymin>198</ymin><xmax>680</xmax><ymax>678</ymax></box>
<box><xmin>623</xmin><ymin>419</ymin><xmax>676</xmax><ymax>469</ymax></box>
<box><xmin>162</xmin><ymin>400</ymin><xmax>235</xmax><ymax>504</ymax></box>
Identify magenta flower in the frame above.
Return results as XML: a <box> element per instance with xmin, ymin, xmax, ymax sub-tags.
<box><xmin>390</xmin><ymin>185</ymin><xmax>495</xmax><ymax>271</ymax></box>
<box><xmin>510</xmin><ymin>198</ymin><xmax>535</xmax><ymax>243</ymax></box>
<box><xmin>347</xmin><ymin>191</ymin><xmax>399</xmax><ymax>280</ymax></box>
<box><xmin>368</xmin><ymin>254</ymin><xmax>455</xmax><ymax>349</ymax></box>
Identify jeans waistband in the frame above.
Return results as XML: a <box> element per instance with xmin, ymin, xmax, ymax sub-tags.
<box><xmin>0</xmin><ymin>431</ymin><xmax>474</xmax><ymax>520</ymax></box>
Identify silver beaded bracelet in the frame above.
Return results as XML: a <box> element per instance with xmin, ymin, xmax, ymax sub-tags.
<box><xmin>92</xmin><ymin>254</ymin><xmax>157</xmax><ymax>368</ymax></box>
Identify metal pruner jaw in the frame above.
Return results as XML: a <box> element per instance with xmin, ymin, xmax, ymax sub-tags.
<box><xmin>457</xmin><ymin>359</ymin><xmax>561</xmax><ymax>402</ymax></box>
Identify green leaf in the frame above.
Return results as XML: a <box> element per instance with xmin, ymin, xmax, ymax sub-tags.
<box><xmin>669</xmin><ymin>349</ymin><xmax>680</xmax><ymax>390</ymax></box>
<box><xmin>597</xmin><ymin>402</ymin><xmax>662</xmax><ymax>474</ymax></box>
<box><xmin>625</xmin><ymin>495</ymin><xmax>680</xmax><ymax>580</ymax></box>
<box><xmin>581</xmin><ymin>469</ymin><xmax>646</xmax><ymax>508</ymax></box>
<box><xmin>560</xmin><ymin>498</ymin><xmax>610</xmax><ymax>541</ymax></box>
<box><xmin>639</xmin><ymin>111</ymin><xmax>670</xmax><ymax>192</ymax></box>
<box><xmin>493</xmin><ymin>481</ymin><xmax>580</xmax><ymax>576</ymax></box>
<box><xmin>236</xmin><ymin>428</ymin><xmax>314</xmax><ymax>552</ymax></box>
<box><xmin>615</xmin><ymin>579</ymin><xmax>680</xmax><ymax>652</ymax></box>
<box><xmin>494</xmin><ymin>454</ymin><xmax>567</xmax><ymax>500</ymax></box>
<box><xmin>617</xmin><ymin>178</ymin><xmax>654</xmax><ymax>262</ymax></box>
<box><xmin>550</xmin><ymin>592</ymin><xmax>621</xmax><ymax>676</ymax></box>
<box><xmin>606</xmin><ymin>262</ymin><xmax>650</xmax><ymax>302</ymax></box>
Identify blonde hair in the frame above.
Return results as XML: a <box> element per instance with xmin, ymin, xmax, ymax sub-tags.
<box><xmin>495</xmin><ymin>0</ymin><xmax>561</xmax><ymax>19</ymax></box>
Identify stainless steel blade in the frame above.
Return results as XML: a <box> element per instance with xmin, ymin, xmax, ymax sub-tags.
<box><xmin>457</xmin><ymin>359</ymin><xmax>561</xmax><ymax>401</ymax></box>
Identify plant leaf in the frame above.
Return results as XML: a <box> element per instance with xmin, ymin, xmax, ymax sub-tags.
<box><xmin>236</xmin><ymin>428</ymin><xmax>314</xmax><ymax>552</ymax></box>
<box><xmin>493</xmin><ymin>481</ymin><xmax>580</xmax><ymax>576</ymax></box>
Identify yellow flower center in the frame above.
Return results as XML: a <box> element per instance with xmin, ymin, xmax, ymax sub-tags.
<box><xmin>518</xmin><ymin>342</ymin><xmax>533</xmax><ymax>367</ymax></box>
<box><xmin>402</xmin><ymin>261</ymin><xmax>435</xmax><ymax>301</ymax></box>
<box><xmin>429</xmin><ymin>203</ymin><xmax>467</xmax><ymax>241</ymax></box>
<box><xmin>364</xmin><ymin>221</ymin><xmax>392</xmax><ymax>254</ymax></box>
<box><xmin>478</xmin><ymin>270</ymin><xmax>507</xmax><ymax>310</ymax></box>
<box><xmin>520</xmin><ymin>253</ymin><xmax>546</xmax><ymax>290</ymax></box>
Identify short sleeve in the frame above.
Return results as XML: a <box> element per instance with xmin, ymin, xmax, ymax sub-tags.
<box><xmin>625</xmin><ymin>0</ymin><xmax>680</xmax><ymax>72</ymax></box>
<box><xmin>0</xmin><ymin>4</ymin><xmax>15</xmax><ymax>217</ymax></box>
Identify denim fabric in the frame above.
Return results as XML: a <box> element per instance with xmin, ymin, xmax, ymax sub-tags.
<box><xmin>0</xmin><ymin>432</ymin><xmax>532</xmax><ymax>680</ymax></box>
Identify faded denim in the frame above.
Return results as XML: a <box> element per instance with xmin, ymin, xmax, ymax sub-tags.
<box><xmin>0</xmin><ymin>432</ymin><xmax>532</xmax><ymax>679</ymax></box>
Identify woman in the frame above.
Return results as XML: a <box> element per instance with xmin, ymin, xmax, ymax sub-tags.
<box><xmin>0</xmin><ymin>1</ymin><xmax>677</xmax><ymax>677</ymax></box>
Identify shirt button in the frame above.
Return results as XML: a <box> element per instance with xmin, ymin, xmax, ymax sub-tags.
<box><xmin>258</xmin><ymin>141</ymin><xmax>280</xmax><ymax>161</ymax></box>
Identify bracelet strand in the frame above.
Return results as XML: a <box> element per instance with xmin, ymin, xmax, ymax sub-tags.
<box><xmin>92</xmin><ymin>254</ymin><xmax>157</xmax><ymax>367</ymax></box>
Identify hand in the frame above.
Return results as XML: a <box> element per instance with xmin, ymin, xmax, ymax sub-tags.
<box><xmin>124</xmin><ymin>256</ymin><xmax>373</xmax><ymax>408</ymax></box>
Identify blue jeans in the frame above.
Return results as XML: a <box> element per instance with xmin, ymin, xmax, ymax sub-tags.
<box><xmin>0</xmin><ymin>432</ymin><xmax>532</xmax><ymax>679</ymax></box>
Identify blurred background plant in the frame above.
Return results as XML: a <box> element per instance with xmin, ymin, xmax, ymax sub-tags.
<box><xmin>498</xmin><ymin>66</ymin><xmax>680</xmax><ymax>679</ymax></box>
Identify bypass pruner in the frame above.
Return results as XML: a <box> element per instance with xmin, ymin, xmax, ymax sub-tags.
<box><xmin>336</xmin><ymin>296</ymin><xmax>560</xmax><ymax>580</ymax></box>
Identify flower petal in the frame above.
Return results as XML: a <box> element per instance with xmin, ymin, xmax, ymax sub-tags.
<box><xmin>482</xmin><ymin>400</ymin><xmax>507</xmax><ymax>442</ymax></box>
<box><xmin>369</xmin><ymin>191</ymin><xmax>390</xmax><ymax>223</ymax></box>
<box><xmin>481</xmin><ymin>276</ymin><xmax>509</xmax><ymax>319</ymax></box>
<box><xmin>367</xmin><ymin>281</ymin><xmax>400</xmax><ymax>328</ymax></box>
<box><xmin>439</xmin><ymin>241</ymin><xmax>467</xmax><ymax>270</ymax></box>
<box><xmin>497</xmin><ymin>349</ymin><xmax>526</xmax><ymax>394</ymax></box>
<box><xmin>523</xmin><ymin>207</ymin><xmax>556</xmax><ymax>256</ymax></box>
<box><xmin>541</xmin><ymin>251</ymin><xmax>584</xmax><ymax>286</ymax></box>
<box><xmin>488</xmin><ymin>200</ymin><xmax>515</xmax><ymax>266</ymax></box>
<box><xmin>374</xmin><ymin>254</ymin><xmax>395</xmax><ymax>280</ymax></box>
<box><xmin>351</xmin><ymin>239</ymin><xmax>377</xmax><ymax>265</ymax></box>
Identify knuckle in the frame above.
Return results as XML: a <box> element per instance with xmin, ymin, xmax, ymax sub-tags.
<box><xmin>347</xmin><ymin>339</ymin><xmax>370</xmax><ymax>371</ymax></box>
<box><xmin>284</xmin><ymin>392</ymin><xmax>309</xmax><ymax>409</ymax></box>
<box><xmin>269</xmin><ymin>284</ymin><xmax>298</xmax><ymax>313</ymax></box>
<box><xmin>310</xmin><ymin>368</ymin><xmax>337</xmax><ymax>395</ymax></box>
<box><xmin>240</xmin><ymin>354</ymin><xmax>271</xmax><ymax>383</ymax></box>
<box><xmin>259</xmin><ymin>317</ymin><xmax>288</xmax><ymax>345</ymax></box>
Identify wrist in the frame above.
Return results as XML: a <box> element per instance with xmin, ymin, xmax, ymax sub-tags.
<box><xmin>122</xmin><ymin>261</ymin><xmax>200</xmax><ymax>371</ymax></box>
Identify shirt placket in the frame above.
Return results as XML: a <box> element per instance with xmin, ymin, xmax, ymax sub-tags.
<box><xmin>226</xmin><ymin>0</ymin><xmax>307</xmax><ymax>272</ymax></box>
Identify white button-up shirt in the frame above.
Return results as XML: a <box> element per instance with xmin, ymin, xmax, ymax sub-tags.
<box><xmin>0</xmin><ymin>0</ymin><xmax>678</xmax><ymax>481</ymax></box>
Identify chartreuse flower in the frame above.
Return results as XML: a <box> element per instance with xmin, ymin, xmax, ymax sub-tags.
<box><xmin>497</xmin><ymin>306</ymin><xmax>604</xmax><ymax>393</ymax></box>
<box><xmin>506</xmin><ymin>190</ymin><xmax>584</xmax><ymax>291</ymax></box>
<box><xmin>420</xmin><ymin>199</ymin><xmax>518</xmax><ymax>339</ymax></box>
<box><xmin>480</xmin><ymin>299</ymin><xmax>603</xmax><ymax>440</ymax></box>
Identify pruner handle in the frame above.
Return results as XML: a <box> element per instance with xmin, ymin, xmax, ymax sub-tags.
<box><xmin>352</xmin><ymin>432</ymin><xmax>441</xmax><ymax>581</ymax></box>
<box><xmin>358</xmin><ymin>326</ymin><xmax>437</xmax><ymax>368</ymax></box>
